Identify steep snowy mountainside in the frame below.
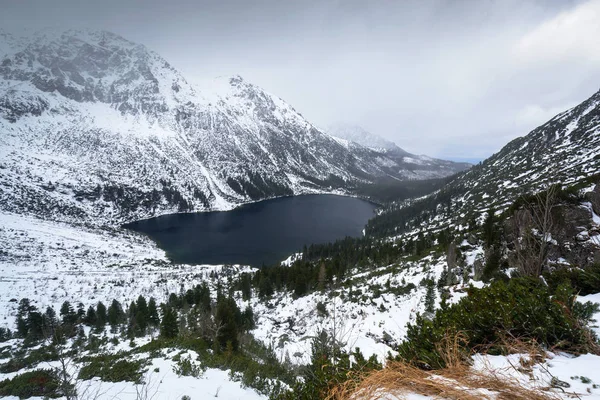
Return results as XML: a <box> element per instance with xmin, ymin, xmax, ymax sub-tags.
<box><xmin>327</xmin><ymin>123</ymin><xmax>471</xmax><ymax>180</ymax></box>
<box><xmin>0</xmin><ymin>29</ymin><xmax>446</xmax><ymax>226</ymax></box>
<box><xmin>367</xmin><ymin>87</ymin><xmax>600</xmax><ymax>237</ymax></box>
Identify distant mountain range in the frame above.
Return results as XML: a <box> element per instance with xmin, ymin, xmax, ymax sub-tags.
<box><xmin>0</xmin><ymin>28</ymin><xmax>470</xmax><ymax>226</ymax></box>
<box><xmin>327</xmin><ymin>123</ymin><xmax>404</xmax><ymax>152</ymax></box>
<box><xmin>327</xmin><ymin>123</ymin><xmax>472</xmax><ymax>180</ymax></box>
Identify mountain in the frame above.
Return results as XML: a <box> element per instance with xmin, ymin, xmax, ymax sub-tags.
<box><xmin>327</xmin><ymin>123</ymin><xmax>472</xmax><ymax>180</ymax></box>
<box><xmin>367</xmin><ymin>87</ymin><xmax>600</xmax><ymax>238</ymax></box>
<box><xmin>327</xmin><ymin>123</ymin><xmax>403</xmax><ymax>152</ymax></box>
<box><xmin>0</xmin><ymin>29</ymin><xmax>466</xmax><ymax>226</ymax></box>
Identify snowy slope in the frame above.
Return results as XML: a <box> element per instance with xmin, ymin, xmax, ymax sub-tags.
<box><xmin>0</xmin><ymin>29</ymin><xmax>461</xmax><ymax>227</ymax></box>
<box><xmin>368</xmin><ymin>88</ymin><xmax>600</xmax><ymax>237</ymax></box>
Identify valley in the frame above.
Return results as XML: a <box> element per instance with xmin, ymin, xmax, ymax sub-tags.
<box><xmin>0</xmin><ymin>23</ymin><xmax>600</xmax><ymax>400</ymax></box>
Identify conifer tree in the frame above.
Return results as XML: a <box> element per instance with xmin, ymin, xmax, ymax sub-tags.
<box><xmin>27</xmin><ymin>310</ymin><xmax>44</xmax><ymax>340</ymax></box>
<box><xmin>0</xmin><ymin>327</ymin><xmax>11</xmax><ymax>342</ymax></box>
<box><xmin>60</xmin><ymin>301</ymin><xmax>77</xmax><ymax>325</ymax></box>
<box><xmin>147</xmin><ymin>298</ymin><xmax>160</xmax><ymax>328</ymax></box>
<box><xmin>483</xmin><ymin>207</ymin><xmax>497</xmax><ymax>247</ymax></box>
<box><xmin>215</xmin><ymin>296</ymin><xmax>240</xmax><ymax>350</ymax></box>
<box><xmin>195</xmin><ymin>283</ymin><xmax>212</xmax><ymax>313</ymax></box>
<box><xmin>107</xmin><ymin>299</ymin><xmax>124</xmax><ymax>328</ymax></box>
<box><xmin>135</xmin><ymin>296</ymin><xmax>149</xmax><ymax>335</ymax></box>
<box><xmin>84</xmin><ymin>306</ymin><xmax>97</xmax><ymax>326</ymax></box>
<box><xmin>76</xmin><ymin>303</ymin><xmax>86</xmax><ymax>322</ymax></box>
<box><xmin>160</xmin><ymin>306</ymin><xmax>179</xmax><ymax>339</ymax></box>
<box><xmin>239</xmin><ymin>274</ymin><xmax>252</xmax><ymax>301</ymax></box>
<box><xmin>127</xmin><ymin>301</ymin><xmax>137</xmax><ymax>337</ymax></box>
<box><xmin>16</xmin><ymin>298</ymin><xmax>34</xmax><ymax>338</ymax></box>
<box><xmin>96</xmin><ymin>302</ymin><xmax>107</xmax><ymax>329</ymax></box>
<box><xmin>42</xmin><ymin>306</ymin><xmax>57</xmax><ymax>337</ymax></box>
<box><xmin>241</xmin><ymin>305</ymin><xmax>256</xmax><ymax>331</ymax></box>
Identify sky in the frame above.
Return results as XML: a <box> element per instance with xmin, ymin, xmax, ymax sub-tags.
<box><xmin>1</xmin><ymin>0</ymin><xmax>600</xmax><ymax>162</ymax></box>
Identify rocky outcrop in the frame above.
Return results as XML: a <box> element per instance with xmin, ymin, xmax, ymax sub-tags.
<box><xmin>585</xmin><ymin>184</ymin><xmax>600</xmax><ymax>216</ymax></box>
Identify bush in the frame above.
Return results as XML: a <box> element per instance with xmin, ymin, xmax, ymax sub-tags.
<box><xmin>544</xmin><ymin>264</ymin><xmax>600</xmax><ymax>296</ymax></box>
<box><xmin>0</xmin><ymin>345</ymin><xmax>59</xmax><ymax>373</ymax></box>
<box><xmin>173</xmin><ymin>356</ymin><xmax>204</xmax><ymax>378</ymax></box>
<box><xmin>396</xmin><ymin>278</ymin><xmax>599</xmax><ymax>369</ymax></box>
<box><xmin>78</xmin><ymin>354</ymin><xmax>145</xmax><ymax>383</ymax></box>
<box><xmin>0</xmin><ymin>369</ymin><xmax>61</xmax><ymax>398</ymax></box>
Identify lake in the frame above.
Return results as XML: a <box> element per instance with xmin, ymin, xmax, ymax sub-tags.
<box><xmin>123</xmin><ymin>195</ymin><xmax>377</xmax><ymax>266</ymax></box>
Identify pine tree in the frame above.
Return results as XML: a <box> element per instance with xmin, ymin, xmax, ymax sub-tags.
<box><xmin>107</xmin><ymin>299</ymin><xmax>124</xmax><ymax>329</ymax></box>
<box><xmin>16</xmin><ymin>298</ymin><xmax>34</xmax><ymax>338</ymax></box>
<box><xmin>60</xmin><ymin>301</ymin><xmax>77</xmax><ymax>325</ymax></box>
<box><xmin>147</xmin><ymin>298</ymin><xmax>160</xmax><ymax>328</ymax></box>
<box><xmin>135</xmin><ymin>296</ymin><xmax>149</xmax><ymax>335</ymax></box>
<box><xmin>96</xmin><ymin>302</ymin><xmax>107</xmax><ymax>330</ymax></box>
<box><xmin>241</xmin><ymin>305</ymin><xmax>256</xmax><ymax>331</ymax></box>
<box><xmin>194</xmin><ymin>283</ymin><xmax>211</xmax><ymax>313</ymax></box>
<box><xmin>483</xmin><ymin>207</ymin><xmax>496</xmax><ymax>247</ymax></box>
<box><xmin>84</xmin><ymin>306</ymin><xmax>97</xmax><ymax>326</ymax></box>
<box><xmin>318</xmin><ymin>262</ymin><xmax>327</xmax><ymax>291</ymax></box>
<box><xmin>258</xmin><ymin>274</ymin><xmax>274</xmax><ymax>298</ymax></box>
<box><xmin>0</xmin><ymin>327</ymin><xmax>11</xmax><ymax>342</ymax></box>
<box><xmin>160</xmin><ymin>307</ymin><xmax>179</xmax><ymax>339</ymax></box>
<box><xmin>240</xmin><ymin>274</ymin><xmax>252</xmax><ymax>301</ymax></box>
<box><xmin>42</xmin><ymin>306</ymin><xmax>57</xmax><ymax>337</ymax></box>
<box><xmin>215</xmin><ymin>296</ymin><xmax>240</xmax><ymax>350</ymax></box>
<box><xmin>127</xmin><ymin>301</ymin><xmax>137</xmax><ymax>338</ymax></box>
<box><xmin>76</xmin><ymin>303</ymin><xmax>86</xmax><ymax>323</ymax></box>
<box><xmin>27</xmin><ymin>310</ymin><xmax>44</xmax><ymax>341</ymax></box>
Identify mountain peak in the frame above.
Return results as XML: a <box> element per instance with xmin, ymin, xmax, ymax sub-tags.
<box><xmin>326</xmin><ymin>123</ymin><xmax>405</xmax><ymax>153</ymax></box>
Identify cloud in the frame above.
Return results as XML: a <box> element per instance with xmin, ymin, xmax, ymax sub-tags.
<box><xmin>1</xmin><ymin>0</ymin><xmax>599</xmax><ymax>160</ymax></box>
<box><xmin>515</xmin><ymin>103</ymin><xmax>574</xmax><ymax>130</ymax></box>
<box><xmin>514</xmin><ymin>0</ymin><xmax>600</xmax><ymax>66</ymax></box>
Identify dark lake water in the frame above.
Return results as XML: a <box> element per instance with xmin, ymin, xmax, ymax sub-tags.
<box><xmin>124</xmin><ymin>195</ymin><xmax>377</xmax><ymax>266</ymax></box>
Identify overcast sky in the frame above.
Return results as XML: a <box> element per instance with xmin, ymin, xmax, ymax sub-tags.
<box><xmin>2</xmin><ymin>0</ymin><xmax>600</xmax><ymax>161</ymax></box>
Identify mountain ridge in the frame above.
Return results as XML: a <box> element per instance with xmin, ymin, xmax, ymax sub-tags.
<box><xmin>366</xmin><ymin>87</ymin><xmax>600</xmax><ymax>238</ymax></box>
<box><xmin>0</xmin><ymin>29</ymin><xmax>468</xmax><ymax>226</ymax></box>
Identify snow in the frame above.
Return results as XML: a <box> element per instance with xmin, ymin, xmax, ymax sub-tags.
<box><xmin>583</xmin><ymin>202</ymin><xmax>600</xmax><ymax>225</ymax></box>
<box><xmin>0</xmin><ymin>211</ymin><xmax>256</xmax><ymax>329</ymax></box>
<box><xmin>326</xmin><ymin>123</ymin><xmax>400</xmax><ymax>151</ymax></box>
<box><xmin>0</xmin><ymin>351</ymin><xmax>266</xmax><ymax>400</ymax></box>
<box><xmin>473</xmin><ymin>352</ymin><xmax>600</xmax><ymax>399</ymax></box>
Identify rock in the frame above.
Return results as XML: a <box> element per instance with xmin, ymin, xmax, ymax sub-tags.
<box><xmin>585</xmin><ymin>184</ymin><xmax>600</xmax><ymax>216</ymax></box>
<box><xmin>576</xmin><ymin>231</ymin><xmax>590</xmax><ymax>242</ymax></box>
<box><xmin>553</xmin><ymin>204</ymin><xmax>590</xmax><ymax>240</ymax></box>
<box><xmin>466</xmin><ymin>233</ymin><xmax>478</xmax><ymax>246</ymax></box>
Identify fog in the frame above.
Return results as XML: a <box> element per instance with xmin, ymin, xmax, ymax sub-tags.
<box><xmin>2</xmin><ymin>0</ymin><xmax>599</xmax><ymax>160</ymax></box>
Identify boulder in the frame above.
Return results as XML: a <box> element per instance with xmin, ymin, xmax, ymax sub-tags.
<box><xmin>585</xmin><ymin>184</ymin><xmax>600</xmax><ymax>217</ymax></box>
<box><xmin>552</xmin><ymin>204</ymin><xmax>590</xmax><ymax>241</ymax></box>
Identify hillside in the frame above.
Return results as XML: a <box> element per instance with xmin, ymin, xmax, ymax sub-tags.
<box><xmin>0</xmin><ymin>29</ymin><xmax>466</xmax><ymax>227</ymax></box>
<box><xmin>367</xmin><ymin>87</ymin><xmax>600</xmax><ymax>238</ymax></box>
<box><xmin>1</xmin><ymin>28</ymin><xmax>600</xmax><ymax>400</ymax></box>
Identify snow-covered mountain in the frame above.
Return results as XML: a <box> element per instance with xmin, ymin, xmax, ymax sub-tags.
<box><xmin>0</xmin><ymin>29</ymin><xmax>466</xmax><ymax>226</ymax></box>
<box><xmin>327</xmin><ymin>123</ymin><xmax>471</xmax><ymax>180</ymax></box>
<box><xmin>327</xmin><ymin>123</ymin><xmax>403</xmax><ymax>152</ymax></box>
<box><xmin>367</xmin><ymin>87</ymin><xmax>600</xmax><ymax>238</ymax></box>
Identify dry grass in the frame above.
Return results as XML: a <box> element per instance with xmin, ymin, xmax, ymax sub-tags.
<box><xmin>327</xmin><ymin>360</ymin><xmax>561</xmax><ymax>400</ymax></box>
<box><xmin>326</xmin><ymin>362</ymin><xmax>560</xmax><ymax>400</ymax></box>
<box><xmin>326</xmin><ymin>333</ymin><xmax>562</xmax><ymax>400</ymax></box>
